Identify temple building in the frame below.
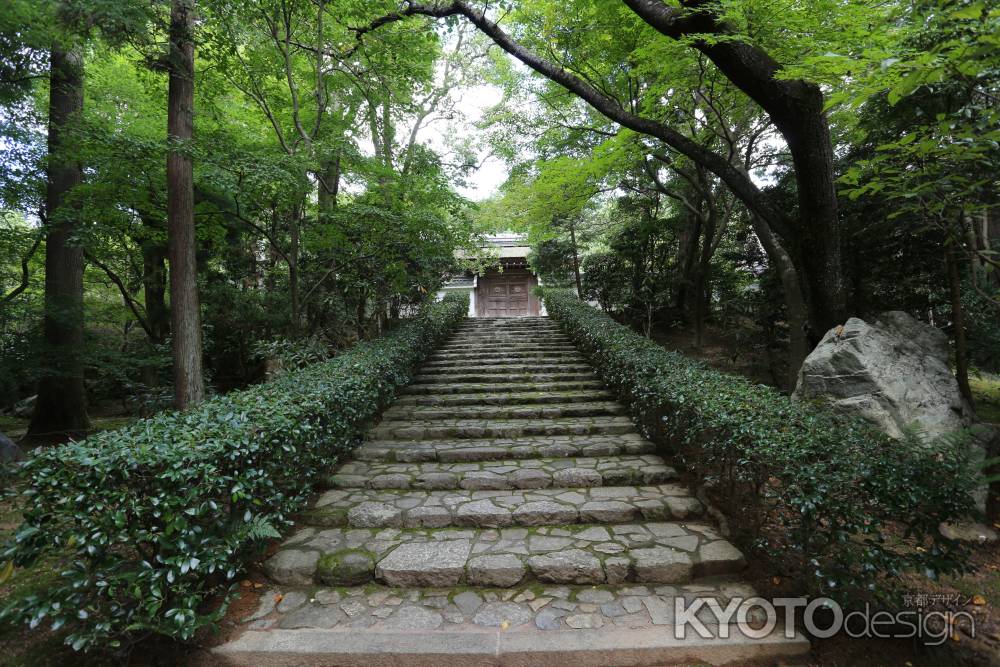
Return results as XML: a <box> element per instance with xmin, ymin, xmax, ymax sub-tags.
<box><xmin>437</xmin><ymin>233</ymin><xmax>545</xmax><ymax>317</ymax></box>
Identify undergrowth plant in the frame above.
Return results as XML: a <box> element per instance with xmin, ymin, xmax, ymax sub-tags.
<box><xmin>542</xmin><ymin>288</ymin><xmax>976</xmax><ymax>604</ymax></box>
<box><xmin>0</xmin><ymin>294</ymin><xmax>468</xmax><ymax>652</ymax></box>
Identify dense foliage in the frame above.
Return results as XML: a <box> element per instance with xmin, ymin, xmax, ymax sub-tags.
<box><xmin>0</xmin><ymin>294</ymin><xmax>467</xmax><ymax>652</ymax></box>
<box><xmin>543</xmin><ymin>289</ymin><xmax>977</xmax><ymax>602</ymax></box>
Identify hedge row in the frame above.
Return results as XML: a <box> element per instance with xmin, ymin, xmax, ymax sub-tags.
<box><xmin>1</xmin><ymin>293</ymin><xmax>468</xmax><ymax>651</ymax></box>
<box><xmin>542</xmin><ymin>289</ymin><xmax>975</xmax><ymax>602</ymax></box>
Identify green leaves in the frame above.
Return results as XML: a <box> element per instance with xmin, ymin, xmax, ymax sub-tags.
<box><xmin>542</xmin><ymin>288</ymin><xmax>976</xmax><ymax>605</ymax></box>
<box><xmin>0</xmin><ymin>294</ymin><xmax>467</xmax><ymax>652</ymax></box>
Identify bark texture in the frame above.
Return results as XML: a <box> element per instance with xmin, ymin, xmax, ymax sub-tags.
<box><xmin>27</xmin><ymin>43</ymin><xmax>90</xmax><ymax>442</ymax></box>
<box><xmin>167</xmin><ymin>0</ymin><xmax>205</xmax><ymax>409</ymax></box>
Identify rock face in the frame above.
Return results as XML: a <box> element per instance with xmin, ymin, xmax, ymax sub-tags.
<box><xmin>793</xmin><ymin>311</ymin><xmax>975</xmax><ymax>441</ymax></box>
<box><xmin>0</xmin><ymin>432</ymin><xmax>22</xmax><ymax>463</ymax></box>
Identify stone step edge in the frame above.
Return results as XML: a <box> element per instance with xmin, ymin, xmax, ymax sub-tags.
<box><xmin>381</xmin><ymin>401</ymin><xmax>627</xmax><ymax>419</ymax></box>
<box><xmin>265</xmin><ymin>521</ymin><xmax>745</xmax><ymax>590</ymax></box>
<box><xmin>416</xmin><ymin>368</ymin><xmax>593</xmax><ymax>377</ymax></box>
<box><xmin>411</xmin><ymin>373</ymin><xmax>598</xmax><ymax>384</ymax></box>
<box><xmin>368</xmin><ymin>417</ymin><xmax>636</xmax><ymax>441</ymax></box>
<box><xmin>299</xmin><ymin>487</ymin><xmax>704</xmax><ymax>529</ymax></box>
<box><xmin>356</xmin><ymin>436</ymin><xmax>655</xmax><ymax>463</ymax></box>
<box><xmin>323</xmin><ymin>458</ymin><xmax>677</xmax><ymax>491</ymax></box>
<box><xmin>429</xmin><ymin>360</ymin><xmax>585</xmax><ymax>366</ymax></box>
<box><xmin>392</xmin><ymin>390</ymin><xmax>615</xmax><ymax>405</ymax></box>
<box><xmin>211</xmin><ymin>623</ymin><xmax>810</xmax><ymax>667</ymax></box>
<box><xmin>400</xmin><ymin>381</ymin><xmax>606</xmax><ymax>395</ymax></box>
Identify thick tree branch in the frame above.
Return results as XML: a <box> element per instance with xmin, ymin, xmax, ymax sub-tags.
<box><xmin>1</xmin><ymin>230</ymin><xmax>43</xmax><ymax>305</ymax></box>
<box><xmin>357</xmin><ymin>1</ymin><xmax>793</xmax><ymax>240</ymax></box>
<box><xmin>84</xmin><ymin>251</ymin><xmax>154</xmax><ymax>339</ymax></box>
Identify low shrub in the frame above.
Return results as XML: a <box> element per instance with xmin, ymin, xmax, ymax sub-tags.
<box><xmin>0</xmin><ymin>293</ymin><xmax>468</xmax><ymax>652</ymax></box>
<box><xmin>542</xmin><ymin>289</ymin><xmax>976</xmax><ymax>602</ymax></box>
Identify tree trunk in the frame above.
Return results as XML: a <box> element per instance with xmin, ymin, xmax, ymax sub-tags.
<box><xmin>945</xmin><ymin>247</ymin><xmax>974</xmax><ymax>407</ymax></box>
<box><xmin>751</xmin><ymin>215</ymin><xmax>810</xmax><ymax>390</ymax></box>
<box><xmin>140</xmin><ymin>223</ymin><xmax>169</xmax><ymax>345</ymax></box>
<box><xmin>167</xmin><ymin>0</ymin><xmax>205</xmax><ymax>409</ymax></box>
<box><xmin>568</xmin><ymin>220</ymin><xmax>583</xmax><ymax>298</ymax></box>
<box><xmin>289</xmin><ymin>205</ymin><xmax>301</xmax><ymax>332</ymax></box>
<box><xmin>318</xmin><ymin>153</ymin><xmax>340</xmax><ymax>214</ymax></box>
<box><xmin>27</xmin><ymin>43</ymin><xmax>90</xmax><ymax>443</ymax></box>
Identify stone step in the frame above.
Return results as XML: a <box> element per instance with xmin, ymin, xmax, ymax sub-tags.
<box><xmin>418</xmin><ymin>362</ymin><xmax>592</xmax><ymax>375</ymax></box>
<box><xmin>428</xmin><ymin>345</ymin><xmax>581</xmax><ymax>361</ymax></box>
<box><xmin>392</xmin><ymin>389</ymin><xmax>615</xmax><ymax>407</ymax></box>
<box><xmin>299</xmin><ymin>485</ymin><xmax>703</xmax><ymax>530</ymax></box>
<box><xmin>412</xmin><ymin>370</ymin><xmax>597</xmax><ymax>384</ymax></box>
<box><xmin>213</xmin><ymin>580</ymin><xmax>809</xmax><ymax>666</ymax></box>
<box><xmin>382</xmin><ymin>401</ymin><xmax>627</xmax><ymax>421</ymax></box>
<box><xmin>264</xmin><ymin>521</ymin><xmax>742</xmax><ymax>588</ymax></box>
<box><xmin>445</xmin><ymin>335</ymin><xmax>572</xmax><ymax>344</ymax></box>
<box><xmin>369</xmin><ymin>415</ymin><xmax>636</xmax><ymax>441</ymax></box>
<box><xmin>357</xmin><ymin>433</ymin><xmax>656</xmax><ymax>463</ymax></box>
<box><xmin>454</xmin><ymin>325</ymin><xmax>563</xmax><ymax>333</ymax></box>
<box><xmin>400</xmin><ymin>380</ymin><xmax>606</xmax><ymax>395</ymax></box>
<box><xmin>433</xmin><ymin>346</ymin><xmax>578</xmax><ymax>356</ymax></box>
<box><xmin>426</xmin><ymin>351</ymin><xmax>585</xmax><ymax>364</ymax></box>
<box><xmin>435</xmin><ymin>342</ymin><xmax>577</xmax><ymax>351</ymax></box>
<box><xmin>326</xmin><ymin>455</ymin><xmax>677</xmax><ymax>491</ymax></box>
<box><xmin>456</xmin><ymin>320</ymin><xmax>558</xmax><ymax>328</ymax></box>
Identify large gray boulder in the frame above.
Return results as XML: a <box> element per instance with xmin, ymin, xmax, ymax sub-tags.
<box><xmin>793</xmin><ymin>311</ymin><xmax>975</xmax><ymax>441</ymax></box>
<box><xmin>0</xmin><ymin>431</ymin><xmax>22</xmax><ymax>463</ymax></box>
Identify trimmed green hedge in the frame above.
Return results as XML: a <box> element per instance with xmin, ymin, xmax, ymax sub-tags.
<box><xmin>542</xmin><ymin>289</ymin><xmax>974</xmax><ymax>602</ymax></box>
<box><xmin>1</xmin><ymin>294</ymin><xmax>467</xmax><ymax>651</ymax></box>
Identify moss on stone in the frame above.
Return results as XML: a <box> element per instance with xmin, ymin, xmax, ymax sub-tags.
<box><xmin>315</xmin><ymin>548</ymin><xmax>375</xmax><ymax>586</ymax></box>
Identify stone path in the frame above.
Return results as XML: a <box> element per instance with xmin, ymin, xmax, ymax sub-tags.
<box><xmin>213</xmin><ymin>317</ymin><xmax>809</xmax><ymax>666</ymax></box>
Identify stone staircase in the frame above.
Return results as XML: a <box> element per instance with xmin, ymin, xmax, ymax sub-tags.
<box><xmin>213</xmin><ymin>317</ymin><xmax>809</xmax><ymax>666</ymax></box>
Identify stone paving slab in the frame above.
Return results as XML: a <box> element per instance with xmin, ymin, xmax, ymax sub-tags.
<box><xmin>382</xmin><ymin>401</ymin><xmax>627</xmax><ymax>421</ymax></box>
<box><xmin>392</xmin><ymin>389</ymin><xmax>616</xmax><ymax>407</ymax></box>
<box><xmin>233</xmin><ymin>578</ymin><xmax>762</xmax><ymax>634</ymax></box>
<box><xmin>434</xmin><ymin>342</ymin><xmax>578</xmax><ymax>352</ymax></box>
<box><xmin>443</xmin><ymin>336</ymin><xmax>574</xmax><ymax>344</ymax></box>
<box><xmin>327</xmin><ymin>455</ymin><xmax>677</xmax><ymax>491</ymax></box>
<box><xmin>369</xmin><ymin>416</ymin><xmax>636</xmax><ymax>440</ymax></box>
<box><xmin>225</xmin><ymin>317</ymin><xmax>799</xmax><ymax>665</ymax></box>
<box><xmin>265</xmin><ymin>522</ymin><xmax>744</xmax><ymax>587</ymax></box>
<box><xmin>412</xmin><ymin>371</ymin><xmax>598</xmax><ymax>384</ymax></box>
<box><xmin>299</xmin><ymin>485</ymin><xmax>704</xmax><ymax>530</ymax></box>
<box><xmin>401</xmin><ymin>380</ymin><xmax>606</xmax><ymax>395</ymax></box>
<box><xmin>417</xmin><ymin>362</ymin><xmax>594</xmax><ymax>375</ymax></box>
<box><xmin>429</xmin><ymin>349</ymin><xmax>581</xmax><ymax>361</ymax></box>
<box><xmin>356</xmin><ymin>434</ymin><xmax>657</xmax><ymax>463</ymax></box>
<box><xmin>422</xmin><ymin>355</ymin><xmax>587</xmax><ymax>368</ymax></box>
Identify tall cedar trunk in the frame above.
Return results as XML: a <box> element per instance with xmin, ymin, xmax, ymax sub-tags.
<box><xmin>568</xmin><ymin>221</ymin><xmax>583</xmax><ymax>298</ymax></box>
<box><xmin>945</xmin><ymin>247</ymin><xmax>974</xmax><ymax>407</ymax></box>
<box><xmin>289</xmin><ymin>206</ymin><xmax>300</xmax><ymax>332</ymax></box>
<box><xmin>167</xmin><ymin>0</ymin><xmax>205</xmax><ymax>409</ymax></box>
<box><xmin>27</xmin><ymin>43</ymin><xmax>90</xmax><ymax>442</ymax></box>
<box><xmin>751</xmin><ymin>215</ymin><xmax>810</xmax><ymax>390</ymax></box>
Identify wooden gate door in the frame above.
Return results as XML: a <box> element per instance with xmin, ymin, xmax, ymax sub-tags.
<box><xmin>482</xmin><ymin>276</ymin><xmax>530</xmax><ymax>317</ymax></box>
